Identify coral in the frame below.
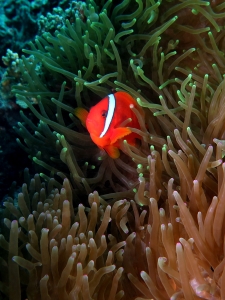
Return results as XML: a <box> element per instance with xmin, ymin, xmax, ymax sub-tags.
<box><xmin>0</xmin><ymin>0</ymin><xmax>68</xmax><ymax>106</ymax></box>
<box><xmin>37</xmin><ymin>1</ymin><xmax>87</xmax><ymax>34</ymax></box>
<box><xmin>0</xmin><ymin>0</ymin><xmax>65</xmax><ymax>64</ymax></box>
<box><xmin>0</xmin><ymin>50</ymin><xmax>22</xmax><ymax>108</ymax></box>
<box><xmin>2</xmin><ymin>0</ymin><xmax>225</xmax><ymax>299</ymax></box>
<box><xmin>38</xmin><ymin>7</ymin><xmax>66</xmax><ymax>34</ymax></box>
<box><xmin>0</xmin><ymin>0</ymin><xmax>37</xmax><ymax>65</ymax></box>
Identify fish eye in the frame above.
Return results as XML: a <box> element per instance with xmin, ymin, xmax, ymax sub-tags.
<box><xmin>101</xmin><ymin>110</ymin><xmax>107</xmax><ymax>118</ymax></box>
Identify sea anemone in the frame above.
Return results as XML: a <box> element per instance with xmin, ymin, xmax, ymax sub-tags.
<box><xmin>2</xmin><ymin>0</ymin><xmax>225</xmax><ymax>299</ymax></box>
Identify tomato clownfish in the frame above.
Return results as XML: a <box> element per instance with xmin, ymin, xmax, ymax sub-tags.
<box><xmin>74</xmin><ymin>91</ymin><xmax>145</xmax><ymax>159</ymax></box>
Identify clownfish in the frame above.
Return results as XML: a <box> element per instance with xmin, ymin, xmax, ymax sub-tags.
<box><xmin>74</xmin><ymin>91</ymin><xmax>145</xmax><ymax>159</ymax></box>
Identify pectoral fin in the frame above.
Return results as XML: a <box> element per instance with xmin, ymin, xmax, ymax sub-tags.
<box><xmin>74</xmin><ymin>108</ymin><xmax>88</xmax><ymax>127</ymax></box>
<box><xmin>110</xmin><ymin>127</ymin><xmax>132</xmax><ymax>144</ymax></box>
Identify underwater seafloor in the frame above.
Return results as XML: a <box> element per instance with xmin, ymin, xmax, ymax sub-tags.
<box><xmin>2</xmin><ymin>0</ymin><xmax>225</xmax><ymax>299</ymax></box>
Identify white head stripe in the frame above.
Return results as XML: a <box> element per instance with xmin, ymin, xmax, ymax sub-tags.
<box><xmin>99</xmin><ymin>94</ymin><xmax>115</xmax><ymax>138</ymax></box>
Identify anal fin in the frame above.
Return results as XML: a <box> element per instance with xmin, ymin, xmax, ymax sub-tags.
<box><xmin>104</xmin><ymin>145</ymin><xmax>120</xmax><ymax>159</ymax></box>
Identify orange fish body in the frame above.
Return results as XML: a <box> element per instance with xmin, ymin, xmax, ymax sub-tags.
<box><xmin>74</xmin><ymin>91</ymin><xmax>144</xmax><ymax>158</ymax></box>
